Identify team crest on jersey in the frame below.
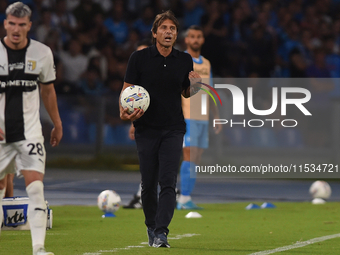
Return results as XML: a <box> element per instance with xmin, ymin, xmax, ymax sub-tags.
<box><xmin>27</xmin><ymin>60</ymin><xmax>36</xmax><ymax>71</ymax></box>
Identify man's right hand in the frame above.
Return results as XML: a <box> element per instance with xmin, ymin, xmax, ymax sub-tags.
<box><xmin>120</xmin><ymin>108</ymin><xmax>144</xmax><ymax>122</ymax></box>
<box><xmin>0</xmin><ymin>128</ymin><xmax>4</xmax><ymax>141</ymax></box>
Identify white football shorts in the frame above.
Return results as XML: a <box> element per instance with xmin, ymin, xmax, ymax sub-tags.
<box><xmin>0</xmin><ymin>137</ymin><xmax>46</xmax><ymax>180</ymax></box>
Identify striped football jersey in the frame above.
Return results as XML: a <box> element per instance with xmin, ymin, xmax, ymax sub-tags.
<box><xmin>0</xmin><ymin>38</ymin><xmax>56</xmax><ymax>143</ymax></box>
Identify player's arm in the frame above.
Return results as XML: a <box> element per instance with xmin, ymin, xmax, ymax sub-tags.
<box><xmin>119</xmin><ymin>82</ymin><xmax>144</xmax><ymax>121</ymax></box>
<box><xmin>40</xmin><ymin>83</ymin><xmax>63</xmax><ymax>147</ymax></box>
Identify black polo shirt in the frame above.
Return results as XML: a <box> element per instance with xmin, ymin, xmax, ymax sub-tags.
<box><xmin>124</xmin><ymin>44</ymin><xmax>193</xmax><ymax>131</ymax></box>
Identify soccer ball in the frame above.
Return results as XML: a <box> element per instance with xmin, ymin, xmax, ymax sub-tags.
<box><xmin>97</xmin><ymin>190</ymin><xmax>121</xmax><ymax>213</ymax></box>
<box><xmin>309</xmin><ymin>180</ymin><xmax>332</xmax><ymax>199</ymax></box>
<box><xmin>120</xmin><ymin>85</ymin><xmax>150</xmax><ymax>114</ymax></box>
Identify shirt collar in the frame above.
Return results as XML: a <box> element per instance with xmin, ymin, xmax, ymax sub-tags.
<box><xmin>1</xmin><ymin>37</ymin><xmax>31</xmax><ymax>51</ymax></box>
<box><xmin>151</xmin><ymin>44</ymin><xmax>179</xmax><ymax>58</ymax></box>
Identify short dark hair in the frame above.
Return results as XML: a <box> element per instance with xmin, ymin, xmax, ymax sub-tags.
<box><xmin>151</xmin><ymin>10</ymin><xmax>179</xmax><ymax>44</ymax></box>
<box><xmin>185</xmin><ymin>25</ymin><xmax>203</xmax><ymax>37</ymax></box>
<box><xmin>6</xmin><ymin>2</ymin><xmax>32</xmax><ymax>19</ymax></box>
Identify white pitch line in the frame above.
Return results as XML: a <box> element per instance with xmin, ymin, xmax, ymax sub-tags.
<box><xmin>249</xmin><ymin>233</ymin><xmax>340</xmax><ymax>255</ymax></box>
<box><xmin>83</xmin><ymin>233</ymin><xmax>200</xmax><ymax>255</ymax></box>
<box><xmin>2</xmin><ymin>232</ymin><xmax>67</xmax><ymax>236</ymax></box>
<box><xmin>47</xmin><ymin>179</ymin><xmax>99</xmax><ymax>188</ymax></box>
<box><xmin>168</xmin><ymin>233</ymin><xmax>200</xmax><ymax>239</ymax></box>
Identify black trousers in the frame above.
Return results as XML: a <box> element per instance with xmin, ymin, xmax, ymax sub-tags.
<box><xmin>135</xmin><ymin>127</ymin><xmax>184</xmax><ymax>236</ymax></box>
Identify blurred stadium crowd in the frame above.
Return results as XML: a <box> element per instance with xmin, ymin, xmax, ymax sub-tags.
<box><xmin>1</xmin><ymin>0</ymin><xmax>339</xmax><ymax>148</ymax></box>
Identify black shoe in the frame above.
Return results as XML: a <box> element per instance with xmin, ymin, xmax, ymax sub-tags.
<box><xmin>123</xmin><ymin>195</ymin><xmax>142</xmax><ymax>209</ymax></box>
<box><xmin>153</xmin><ymin>233</ymin><xmax>170</xmax><ymax>248</ymax></box>
<box><xmin>147</xmin><ymin>228</ymin><xmax>155</xmax><ymax>247</ymax></box>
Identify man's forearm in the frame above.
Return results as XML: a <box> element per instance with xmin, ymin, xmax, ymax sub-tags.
<box><xmin>41</xmin><ymin>84</ymin><xmax>62</xmax><ymax>128</ymax></box>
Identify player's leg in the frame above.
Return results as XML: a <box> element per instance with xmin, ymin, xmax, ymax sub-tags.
<box><xmin>154</xmin><ymin>129</ymin><xmax>184</xmax><ymax>248</ymax></box>
<box><xmin>0</xmin><ymin>174</ymin><xmax>8</xmax><ymax>233</ymax></box>
<box><xmin>179</xmin><ymin>147</ymin><xmax>193</xmax><ymax>200</ymax></box>
<box><xmin>21</xmin><ymin>170</ymin><xmax>52</xmax><ymax>255</ymax></box>
<box><xmin>177</xmin><ymin>146</ymin><xmax>203</xmax><ymax>209</ymax></box>
<box><xmin>15</xmin><ymin>138</ymin><xmax>53</xmax><ymax>255</ymax></box>
<box><xmin>178</xmin><ymin>119</ymin><xmax>195</xmax><ymax>205</ymax></box>
<box><xmin>0</xmin><ymin>143</ymin><xmax>17</xmax><ymax>236</ymax></box>
<box><xmin>136</xmin><ymin>183</ymin><xmax>142</xmax><ymax>197</ymax></box>
<box><xmin>0</xmin><ymin>177</ymin><xmax>6</xmax><ymax>235</ymax></box>
<box><xmin>0</xmin><ymin>175</ymin><xmax>7</xmax><ymax>196</ymax></box>
<box><xmin>124</xmin><ymin>123</ymin><xmax>143</xmax><ymax>209</ymax></box>
<box><xmin>135</xmin><ymin>127</ymin><xmax>161</xmax><ymax>245</ymax></box>
<box><xmin>5</xmin><ymin>173</ymin><xmax>14</xmax><ymax>197</ymax></box>
<box><xmin>123</xmin><ymin>183</ymin><xmax>142</xmax><ymax>209</ymax></box>
<box><xmin>177</xmin><ymin>119</ymin><xmax>203</xmax><ymax>209</ymax></box>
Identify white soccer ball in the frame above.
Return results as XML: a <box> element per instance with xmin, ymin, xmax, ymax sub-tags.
<box><xmin>97</xmin><ymin>190</ymin><xmax>121</xmax><ymax>213</ymax></box>
<box><xmin>120</xmin><ymin>85</ymin><xmax>150</xmax><ymax>114</ymax></box>
<box><xmin>309</xmin><ymin>180</ymin><xmax>332</xmax><ymax>199</ymax></box>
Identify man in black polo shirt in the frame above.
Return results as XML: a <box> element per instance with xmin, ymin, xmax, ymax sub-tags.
<box><xmin>120</xmin><ymin>10</ymin><xmax>201</xmax><ymax>248</ymax></box>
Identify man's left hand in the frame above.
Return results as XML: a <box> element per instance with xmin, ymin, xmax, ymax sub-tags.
<box><xmin>189</xmin><ymin>71</ymin><xmax>202</xmax><ymax>86</ymax></box>
<box><xmin>188</xmin><ymin>71</ymin><xmax>202</xmax><ymax>96</ymax></box>
<box><xmin>50</xmin><ymin>125</ymin><xmax>63</xmax><ymax>147</ymax></box>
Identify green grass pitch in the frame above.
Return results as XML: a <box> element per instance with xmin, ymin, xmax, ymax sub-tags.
<box><xmin>1</xmin><ymin>202</ymin><xmax>340</xmax><ymax>255</ymax></box>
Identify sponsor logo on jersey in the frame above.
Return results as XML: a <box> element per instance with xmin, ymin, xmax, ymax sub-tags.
<box><xmin>0</xmin><ymin>63</ymin><xmax>6</xmax><ymax>70</ymax></box>
<box><xmin>9</xmin><ymin>62</ymin><xmax>24</xmax><ymax>71</ymax></box>
<box><xmin>27</xmin><ymin>60</ymin><xmax>36</xmax><ymax>71</ymax></box>
<box><xmin>0</xmin><ymin>80</ymin><xmax>38</xmax><ymax>88</ymax></box>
